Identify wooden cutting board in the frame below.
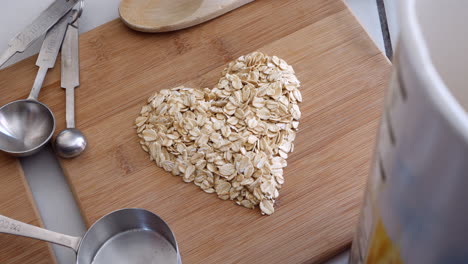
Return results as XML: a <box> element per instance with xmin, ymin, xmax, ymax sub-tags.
<box><xmin>0</xmin><ymin>0</ymin><xmax>391</xmax><ymax>263</ymax></box>
<box><xmin>0</xmin><ymin>153</ymin><xmax>54</xmax><ymax>263</ymax></box>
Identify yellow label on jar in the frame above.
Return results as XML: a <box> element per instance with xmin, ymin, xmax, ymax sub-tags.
<box><xmin>366</xmin><ymin>217</ymin><xmax>403</xmax><ymax>264</ymax></box>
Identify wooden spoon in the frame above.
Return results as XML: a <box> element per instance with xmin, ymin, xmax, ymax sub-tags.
<box><xmin>119</xmin><ymin>0</ymin><xmax>254</xmax><ymax>33</ymax></box>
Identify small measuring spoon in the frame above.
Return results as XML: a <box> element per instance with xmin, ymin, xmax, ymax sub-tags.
<box><xmin>54</xmin><ymin>16</ymin><xmax>87</xmax><ymax>158</ymax></box>
<box><xmin>0</xmin><ymin>12</ymin><xmax>73</xmax><ymax>157</ymax></box>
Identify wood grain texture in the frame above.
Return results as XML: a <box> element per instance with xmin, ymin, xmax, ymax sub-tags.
<box><xmin>119</xmin><ymin>0</ymin><xmax>254</xmax><ymax>32</ymax></box>
<box><xmin>0</xmin><ymin>0</ymin><xmax>391</xmax><ymax>263</ymax></box>
<box><xmin>0</xmin><ymin>154</ymin><xmax>54</xmax><ymax>264</ymax></box>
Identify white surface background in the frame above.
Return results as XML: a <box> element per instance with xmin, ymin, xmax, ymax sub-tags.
<box><xmin>0</xmin><ymin>1</ymin><xmax>398</xmax><ymax>263</ymax></box>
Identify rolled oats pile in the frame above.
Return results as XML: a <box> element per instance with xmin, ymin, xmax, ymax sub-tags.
<box><xmin>135</xmin><ymin>52</ymin><xmax>301</xmax><ymax>215</ymax></box>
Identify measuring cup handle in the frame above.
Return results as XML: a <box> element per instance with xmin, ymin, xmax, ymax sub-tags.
<box><xmin>0</xmin><ymin>214</ymin><xmax>81</xmax><ymax>252</ymax></box>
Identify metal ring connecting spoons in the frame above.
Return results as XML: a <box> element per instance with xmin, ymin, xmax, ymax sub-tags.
<box><xmin>71</xmin><ymin>0</ymin><xmax>84</xmax><ymax>24</ymax></box>
<box><xmin>55</xmin><ymin>11</ymin><xmax>87</xmax><ymax>158</ymax></box>
<box><xmin>0</xmin><ymin>12</ymin><xmax>74</xmax><ymax>157</ymax></box>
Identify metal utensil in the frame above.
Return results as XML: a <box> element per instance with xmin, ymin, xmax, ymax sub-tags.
<box><xmin>0</xmin><ymin>12</ymin><xmax>73</xmax><ymax>157</ymax></box>
<box><xmin>0</xmin><ymin>208</ymin><xmax>182</xmax><ymax>264</ymax></box>
<box><xmin>54</xmin><ymin>15</ymin><xmax>87</xmax><ymax>158</ymax></box>
<box><xmin>0</xmin><ymin>0</ymin><xmax>79</xmax><ymax>67</ymax></box>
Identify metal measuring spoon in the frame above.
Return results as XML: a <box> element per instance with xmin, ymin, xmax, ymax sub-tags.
<box><xmin>54</xmin><ymin>16</ymin><xmax>87</xmax><ymax>158</ymax></box>
<box><xmin>0</xmin><ymin>12</ymin><xmax>73</xmax><ymax>157</ymax></box>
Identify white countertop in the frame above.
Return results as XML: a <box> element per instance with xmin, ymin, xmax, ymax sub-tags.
<box><xmin>0</xmin><ymin>1</ymin><xmax>398</xmax><ymax>263</ymax></box>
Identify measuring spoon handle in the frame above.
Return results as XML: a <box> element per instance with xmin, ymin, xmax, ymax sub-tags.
<box><xmin>0</xmin><ymin>0</ymin><xmax>79</xmax><ymax>68</ymax></box>
<box><xmin>61</xmin><ymin>19</ymin><xmax>80</xmax><ymax>128</ymax></box>
<box><xmin>28</xmin><ymin>11</ymin><xmax>73</xmax><ymax>101</ymax></box>
<box><xmin>0</xmin><ymin>214</ymin><xmax>81</xmax><ymax>252</ymax></box>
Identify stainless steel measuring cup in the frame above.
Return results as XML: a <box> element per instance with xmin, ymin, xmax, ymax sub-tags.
<box><xmin>0</xmin><ymin>11</ymin><xmax>73</xmax><ymax>157</ymax></box>
<box><xmin>0</xmin><ymin>208</ymin><xmax>182</xmax><ymax>264</ymax></box>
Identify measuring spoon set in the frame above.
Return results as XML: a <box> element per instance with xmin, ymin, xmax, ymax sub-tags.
<box><xmin>0</xmin><ymin>0</ymin><xmax>86</xmax><ymax>158</ymax></box>
<box><xmin>0</xmin><ymin>3</ymin><xmax>184</xmax><ymax>263</ymax></box>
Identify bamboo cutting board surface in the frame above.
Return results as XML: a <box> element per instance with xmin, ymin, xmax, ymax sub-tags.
<box><xmin>0</xmin><ymin>0</ymin><xmax>391</xmax><ymax>263</ymax></box>
<box><xmin>0</xmin><ymin>153</ymin><xmax>54</xmax><ymax>263</ymax></box>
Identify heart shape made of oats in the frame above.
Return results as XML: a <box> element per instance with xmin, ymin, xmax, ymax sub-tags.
<box><xmin>135</xmin><ymin>52</ymin><xmax>301</xmax><ymax>215</ymax></box>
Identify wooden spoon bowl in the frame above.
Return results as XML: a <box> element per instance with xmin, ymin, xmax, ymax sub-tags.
<box><xmin>119</xmin><ymin>0</ymin><xmax>254</xmax><ymax>32</ymax></box>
